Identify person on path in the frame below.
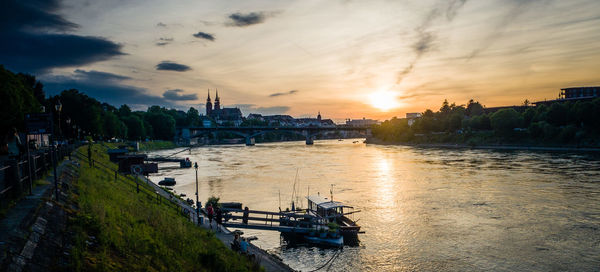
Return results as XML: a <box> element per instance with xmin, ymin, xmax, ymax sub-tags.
<box><xmin>207</xmin><ymin>204</ymin><xmax>214</xmax><ymax>229</ymax></box>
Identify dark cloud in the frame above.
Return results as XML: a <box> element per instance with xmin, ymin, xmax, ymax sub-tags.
<box><xmin>156</xmin><ymin>22</ymin><xmax>167</xmax><ymax>27</ymax></box>
<box><xmin>73</xmin><ymin>69</ymin><xmax>131</xmax><ymax>81</ymax></box>
<box><xmin>231</xmin><ymin>104</ymin><xmax>290</xmax><ymax>115</ymax></box>
<box><xmin>192</xmin><ymin>31</ymin><xmax>215</xmax><ymax>41</ymax></box>
<box><xmin>226</xmin><ymin>12</ymin><xmax>269</xmax><ymax>27</ymax></box>
<box><xmin>162</xmin><ymin>89</ymin><xmax>198</xmax><ymax>101</ymax></box>
<box><xmin>155</xmin><ymin>37</ymin><xmax>174</xmax><ymax>46</ymax></box>
<box><xmin>269</xmin><ymin>90</ymin><xmax>298</xmax><ymax>97</ymax></box>
<box><xmin>0</xmin><ymin>0</ymin><xmax>78</xmax><ymax>32</ymax></box>
<box><xmin>0</xmin><ymin>0</ymin><xmax>124</xmax><ymax>73</ymax></box>
<box><xmin>42</xmin><ymin>73</ymin><xmax>172</xmax><ymax>109</ymax></box>
<box><xmin>155</xmin><ymin>61</ymin><xmax>191</xmax><ymax>72</ymax></box>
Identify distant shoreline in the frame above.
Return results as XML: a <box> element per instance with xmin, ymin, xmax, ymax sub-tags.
<box><xmin>365</xmin><ymin>138</ymin><xmax>600</xmax><ymax>152</ymax></box>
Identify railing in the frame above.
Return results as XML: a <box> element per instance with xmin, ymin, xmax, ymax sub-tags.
<box><xmin>0</xmin><ymin>145</ymin><xmax>75</xmax><ymax>207</ymax></box>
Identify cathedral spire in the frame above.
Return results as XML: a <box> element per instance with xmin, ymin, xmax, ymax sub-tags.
<box><xmin>205</xmin><ymin>89</ymin><xmax>213</xmax><ymax>116</ymax></box>
<box><xmin>214</xmin><ymin>88</ymin><xmax>221</xmax><ymax>110</ymax></box>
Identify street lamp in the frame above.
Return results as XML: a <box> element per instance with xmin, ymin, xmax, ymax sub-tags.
<box><xmin>52</xmin><ymin>99</ymin><xmax>62</xmax><ymax>201</ymax></box>
<box><xmin>194</xmin><ymin>162</ymin><xmax>200</xmax><ymax>225</ymax></box>
<box><xmin>55</xmin><ymin>99</ymin><xmax>62</xmax><ymax>141</ymax></box>
<box><xmin>66</xmin><ymin>118</ymin><xmax>71</xmax><ymax>141</ymax></box>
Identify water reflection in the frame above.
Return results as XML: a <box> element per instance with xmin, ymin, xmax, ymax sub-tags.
<box><xmin>148</xmin><ymin>140</ymin><xmax>600</xmax><ymax>271</ymax></box>
<box><xmin>373</xmin><ymin>153</ymin><xmax>397</xmax><ymax>223</ymax></box>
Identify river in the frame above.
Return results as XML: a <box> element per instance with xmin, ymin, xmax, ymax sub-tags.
<box><xmin>147</xmin><ymin>139</ymin><xmax>600</xmax><ymax>271</ymax></box>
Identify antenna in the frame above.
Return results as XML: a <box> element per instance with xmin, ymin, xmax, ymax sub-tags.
<box><xmin>330</xmin><ymin>184</ymin><xmax>335</xmax><ymax>202</ymax></box>
<box><xmin>278</xmin><ymin>190</ymin><xmax>281</xmax><ymax>212</ymax></box>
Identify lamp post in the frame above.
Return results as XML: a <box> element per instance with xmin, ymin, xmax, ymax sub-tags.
<box><xmin>55</xmin><ymin>99</ymin><xmax>62</xmax><ymax>141</ymax></box>
<box><xmin>52</xmin><ymin>100</ymin><xmax>61</xmax><ymax>201</ymax></box>
<box><xmin>194</xmin><ymin>162</ymin><xmax>200</xmax><ymax>225</ymax></box>
<box><xmin>66</xmin><ymin>117</ymin><xmax>71</xmax><ymax>141</ymax></box>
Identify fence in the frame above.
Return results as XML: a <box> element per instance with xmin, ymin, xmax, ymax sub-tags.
<box><xmin>0</xmin><ymin>145</ymin><xmax>74</xmax><ymax>207</ymax></box>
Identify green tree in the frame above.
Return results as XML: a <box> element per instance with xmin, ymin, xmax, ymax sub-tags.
<box><xmin>465</xmin><ymin>99</ymin><xmax>484</xmax><ymax>116</ymax></box>
<box><xmin>123</xmin><ymin>115</ymin><xmax>146</xmax><ymax>140</ymax></box>
<box><xmin>145</xmin><ymin>112</ymin><xmax>175</xmax><ymax>140</ymax></box>
<box><xmin>490</xmin><ymin>108</ymin><xmax>523</xmax><ymax>136</ymax></box>
<box><xmin>0</xmin><ymin>66</ymin><xmax>41</xmax><ymax>134</ymax></box>
<box><xmin>186</xmin><ymin>107</ymin><xmax>200</xmax><ymax>127</ymax></box>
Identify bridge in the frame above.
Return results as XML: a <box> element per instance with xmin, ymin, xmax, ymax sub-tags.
<box><xmin>180</xmin><ymin>126</ymin><xmax>371</xmax><ymax>145</ymax></box>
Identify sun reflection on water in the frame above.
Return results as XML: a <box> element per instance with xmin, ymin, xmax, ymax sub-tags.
<box><xmin>373</xmin><ymin>153</ymin><xmax>398</xmax><ymax>223</ymax></box>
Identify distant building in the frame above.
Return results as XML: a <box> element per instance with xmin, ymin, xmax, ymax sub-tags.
<box><xmin>204</xmin><ymin>90</ymin><xmax>243</xmax><ymax>126</ymax></box>
<box><xmin>561</xmin><ymin>86</ymin><xmax>599</xmax><ymax>99</ymax></box>
<box><xmin>295</xmin><ymin>112</ymin><xmax>335</xmax><ymax>127</ymax></box>
<box><xmin>262</xmin><ymin>115</ymin><xmax>295</xmax><ymax>126</ymax></box>
<box><xmin>406</xmin><ymin>113</ymin><xmax>422</xmax><ymax>126</ymax></box>
<box><xmin>533</xmin><ymin>86</ymin><xmax>599</xmax><ymax>106</ymax></box>
<box><xmin>345</xmin><ymin>118</ymin><xmax>379</xmax><ymax>127</ymax></box>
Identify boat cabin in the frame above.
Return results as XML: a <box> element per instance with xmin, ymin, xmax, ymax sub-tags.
<box><xmin>306</xmin><ymin>195</ymin><xmax>352</xmax><ymax>219</ymax></box>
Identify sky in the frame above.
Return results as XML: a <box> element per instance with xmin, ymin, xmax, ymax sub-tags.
<box><xmin>2</xmin><ymin>0</ymin><xmax>600</xmax><ymax>121</ymax></box>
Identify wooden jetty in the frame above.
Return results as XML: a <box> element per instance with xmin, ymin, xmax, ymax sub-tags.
<box><xmin>222</xmin><ymin>208</ymin><xmax>325</xmax><ymax>233</ymax></box>
<box><xmin>145</xmin><ymin>156</ymin><xmax>192</xmax><ymax>168</ymax></box>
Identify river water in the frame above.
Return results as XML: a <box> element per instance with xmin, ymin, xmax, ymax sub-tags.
<box><xmin>147</xmin><ymin>139</ymin><xmax>600</xmax><ymax>271</ymax></box>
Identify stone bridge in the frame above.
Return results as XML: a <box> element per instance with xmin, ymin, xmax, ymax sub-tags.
<box><xmin>179</xmin><ymin>126</ymin><xmax>372</xmax><ymax>145</ymax></box>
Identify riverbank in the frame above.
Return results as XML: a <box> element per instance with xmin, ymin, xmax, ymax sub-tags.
<box><xmin>365</xmin><ymin>137</ymin><xmax>600</xmax><ymax>152</ymax></box>
<box><xmin>68</xmin><ymin>144</ymin><xmax>260</xmax><ymax>271</ymax></box>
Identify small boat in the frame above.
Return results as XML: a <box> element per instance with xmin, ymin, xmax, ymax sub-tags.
<box><xmin>306</xmin><ymin>194</ymin><xmax>361</xmax><ymax>239</ymax></box>
<box><xmin>305</xmin><ymin>233</ymin><xmax>344</xmax><ymax>247</ymax></box>
<box><xmin>158</xmin><ymin>177</ymin><xmax>176</xmax><ymax>186</ymax></box>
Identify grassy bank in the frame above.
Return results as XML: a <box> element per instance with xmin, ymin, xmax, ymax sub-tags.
<box><xmin>69</xmin><ymin>144</ymin><xmax>259</xmax><ymax>271</ymax></box>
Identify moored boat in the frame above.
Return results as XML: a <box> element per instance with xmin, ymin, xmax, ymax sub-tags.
<box><xmin>306</xmin><ymin>195</ymin><xmax>361</xmax><ymax>239</ymax></box>
<box><xmin>158</xmin><ymin>177</ymin><xmax>176</xmax><ymax>186</ymax></box>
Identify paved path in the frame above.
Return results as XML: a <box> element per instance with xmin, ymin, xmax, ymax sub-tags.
<box><xmin>0</xmin><ymin>159</ymin><xmax>77</xmax><ymax>271</ymax></box>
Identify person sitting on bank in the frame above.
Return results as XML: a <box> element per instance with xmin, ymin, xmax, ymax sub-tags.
<box><xmin>231</xmin><ymin>234</ymin><xmax>241</xmax><ymax>252</ymax></box>
<box><xmin>240</xmin><ymin>238</ymin><xmax>249</xmax><ymax>254</ymax></box>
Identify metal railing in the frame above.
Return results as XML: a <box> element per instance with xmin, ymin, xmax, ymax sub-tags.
<box><xmin>0</xmin><ymin>145</ymin><xmax>74</xmax><ymax>207</ymax></box>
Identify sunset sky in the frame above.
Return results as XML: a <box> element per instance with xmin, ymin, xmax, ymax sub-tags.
<box><xmin>2</xmin><ymin>0</ymin><xmax>600</xmax><ymax>121</ymax></box>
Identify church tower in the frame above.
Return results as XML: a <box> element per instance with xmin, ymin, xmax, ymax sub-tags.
<box><xmin>205</xmin><ymin>89</ymin><xmax>212</xmax><ymax>116</ymax></box>
<box><xmin>317</xmin><ymin>111</ymin><xmax>322</xmax><ymax>121</ymax></box>
<box><xmin>214</xmin><ymin>89</ymin><xmax>221</xmax><ymax>110</ymax></box>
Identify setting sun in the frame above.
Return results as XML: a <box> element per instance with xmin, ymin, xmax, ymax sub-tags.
<box><xmin>369</xmin><ymin>90</ymin><xmax>401</xmax><ymax>111</ymax></box>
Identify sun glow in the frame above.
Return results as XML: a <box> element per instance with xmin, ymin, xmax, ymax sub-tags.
<box><xmin>369</xmin><ymin>90</ymin><xmax>401</xmax><ymax>111</ymax></box>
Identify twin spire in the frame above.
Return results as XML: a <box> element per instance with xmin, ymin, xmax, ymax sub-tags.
<box><xmin>206</xmin><ymin>88</ymin><xmax>219</xmax><ymax>102</ymax></box>
<box><xmin>206</xmin><ymin>89</ymin><xmax>221</xmax><ymax>115</ymax></box>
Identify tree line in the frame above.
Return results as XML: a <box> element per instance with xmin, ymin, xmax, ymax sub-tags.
<box><xmin>372</xmin><ymin>98</ymin><xmax>600</xmax><ymax>147</ymax></box>
<box><xmin>1</xmin><ymin>65</ymin><xmax>201</xmax><ymax>141</ymax></box>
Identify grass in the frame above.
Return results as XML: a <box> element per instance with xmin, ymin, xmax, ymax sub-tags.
<box><xmin>69</xmin><ymin>144</ymin><xmax>260</xmax><ymax>272</ymax></box>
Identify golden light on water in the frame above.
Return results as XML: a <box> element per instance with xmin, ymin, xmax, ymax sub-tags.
<box><xmin>368</xmin><ymin>89</ymin><xmax>401</xmax><ymax>111</ymax></box>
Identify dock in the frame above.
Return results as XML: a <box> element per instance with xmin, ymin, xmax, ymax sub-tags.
<box><xmin>145</xmin><ymin>156</ymin><xmax>192</xmax><ymax>168</ymax></box>
<box><xmin>139</xmin><ymin>176</ymin><xmax>294</xmax><ymax>271</ymax></box>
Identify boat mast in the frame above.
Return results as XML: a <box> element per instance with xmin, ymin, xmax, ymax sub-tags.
<box><xmin>330</xmin><ymin>184</ymin><xmax>334</xmax><ymax>202</ymax></box>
